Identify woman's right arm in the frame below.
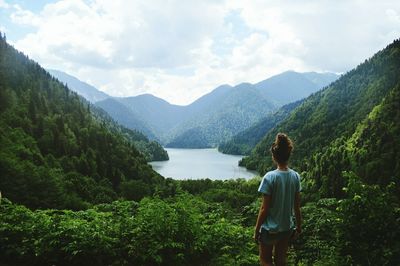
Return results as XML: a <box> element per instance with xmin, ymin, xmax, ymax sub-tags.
<box><xmin>294</xmin><ymin>192</ymin><xmax>302</xmax><ymax>234</ymax></box>
<box><xmin>254</xmin><ymin>194</ymin><xmax>271</xmax><ymax>243</ymax></box>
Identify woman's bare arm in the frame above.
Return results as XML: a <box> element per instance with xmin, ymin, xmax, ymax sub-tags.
<box><xmin>254</xmin><ymin>194</ymin><xmax>271</xmax><ymax>242</ymax></box>
<box><xmin>294</xmin><ymin>192</ymin><xmax>302</xmax><ymax>234</ymax></box>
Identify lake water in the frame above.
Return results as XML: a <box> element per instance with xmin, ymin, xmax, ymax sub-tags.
<box><xmin>149</xmin><ymin>148</ymin><xmax>258</xmax><ymax>180</ymax></box>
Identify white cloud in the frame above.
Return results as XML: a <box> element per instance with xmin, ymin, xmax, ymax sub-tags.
<box><xmin>6</xmin><ymin>0</ymin><xmax>400</xmax><ymax>104</ymax></box>
<box><xmin>10</xmin><ymin>4</ymin><xmax>42</xmax><ymax>26</ymax></box>
<box><xmin>0</xmin><ymin>0</ymin><xmax>9</xmax><ymax>9</ymax></box>
<box><xmin>229</xmin><ymin>0</ymin><xmax>400</xmax><ymax>72</ymax></box>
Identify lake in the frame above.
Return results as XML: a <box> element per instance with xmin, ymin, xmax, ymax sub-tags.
<box><xmin>149</xmin><ymin>148</ymin><xmax>258</xmax><ymax>180</ymax></box>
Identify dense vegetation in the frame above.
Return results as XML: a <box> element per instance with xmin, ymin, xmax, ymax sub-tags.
<box><xmin>2</xmin><ymin>172</ymin><xmax>398</xmax><ymax>265</ymax></box>
<box><xmin>0</xmin><ymin>34</ymin><xmax>166</xmax><ymax>210</ymax></box>
<box><xmin>1</xmin><ymin>33</ymin><xmax>399</xmax><ymax>266</ymax></box>
<box><xmin>218</xmin><ymin>99</ymin><xmax>303</xmax><ymax>155</ymax></box>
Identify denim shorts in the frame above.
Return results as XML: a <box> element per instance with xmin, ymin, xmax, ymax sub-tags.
<box><xmin>259</xmin><ymin>228</ymin><xmax>293</xmax><ymax>245</ymax></box>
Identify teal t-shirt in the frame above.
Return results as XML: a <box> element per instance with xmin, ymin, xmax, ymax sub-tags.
<box><xmin>258</xmin><ymin>168</ymin><xmax>301</xmax><ymax>232</ymax></box>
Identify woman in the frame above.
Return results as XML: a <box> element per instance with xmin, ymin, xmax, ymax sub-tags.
<box><xmin>254</xmin><ymin>133</ymin><xmax>302</xmax><ymax>266</ymax></box>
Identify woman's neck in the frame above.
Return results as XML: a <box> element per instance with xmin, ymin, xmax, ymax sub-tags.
<box><xmin>277</xmin><ymin>164</ymin><xmax>289</xmax><ymax>171</ymax></box>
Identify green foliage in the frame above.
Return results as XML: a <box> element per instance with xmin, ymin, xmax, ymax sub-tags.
<box><xmin>292</xmin><ymin>198</ymin><xmax>346</xmax><ymax>265</ymax></box>
<box><xmin>0</xmin><ymin>34</ymin><xmax>163</xmax><ymax>209</ymax></box>
<box><xmin>0</xmin><ymin>194</ymin><xmax>258</xmax><ymax>266</ymax></box>
<box><xmin>337</xmin><ymin>172</ymin><xmax>400</xmax><ymax>265</ymax></box>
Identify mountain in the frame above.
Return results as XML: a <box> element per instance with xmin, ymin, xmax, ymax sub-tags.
<box><xmin>95</xmin><ymin>97</ymin><xmax>158</xmax><ymax>141</ymax></box>
<box><xmin>115</xmin><ymin>71</ymin><xmax>337</xmax><ymax>147</ymax></box>
<box><xmin>218</xmin><ymin>99</ymin><xmax>303</xmax><ymax>155</ymax></box>
<box><xmin>47</xmin><ymin>69</ymin><xmax>338</xmax><ymax>148</ymax></box>
<box><xmin>254</xmin><ymin>70</ymin><xmax>339</xmax><ymax>105</ymax></box>
<box><xmin>115</xmin><ymin>94</ymin><xmax>187</xmax><ymax>139</ymax></box>
<box><xmin>302</xmin><ymin>71</ymin><xmax>340</xmax><ymax>89</ymax></box>
<box><xmin>115</xmin><ymin>85</ymin><xmax>233</xmax><ymax>142</ymax></box>
<box><xmin>166</xmin><ymin>71</ymin><xmax>338</xmax><ymax>148</ymax></box>
<box><xmin>166</xmin><ymin>83</ymin><xmax>277</xmax><ymax>148</ymax></box>
<box><xmin>0</xmin><ymin>35</ymin><xmax>165</xmax><ymax>210</ymax></box>
<box><xmin>47</xmin><ymin>69</ymin><xmax>110</xmax><ymax>103</ymax></box>
<box><xmin>240</xmin><ymin>39</ymin><xmax>400</xmax><ymax>187</ymax></box>
<box><xmin>88</xmin><ymin>105</ymin><xmax>168</xmax><ymax>162</ymax></box>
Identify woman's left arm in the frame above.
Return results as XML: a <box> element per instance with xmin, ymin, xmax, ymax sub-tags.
<box><xmin>254</xmin><ymin>194</ymin><xmax>271</xmax><ymax>243</ymax></box>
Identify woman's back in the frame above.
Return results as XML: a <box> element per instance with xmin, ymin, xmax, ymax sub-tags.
<box><xmin>258</xmin><ymin>168</ymin><xmax>301</xmax><ymax>232</ymax></box>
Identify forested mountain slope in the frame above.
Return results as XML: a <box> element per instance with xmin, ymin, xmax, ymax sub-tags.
<box><xmin>241</xmin><ymin>39</ymin><xmax>400</xmax><ymax>184</ymax></box>
<box><xmin>95</xmin><ymin>97</ymin><xmax>158</xmax><ymax>141</ymax></box>
<box><xmin>88</xmin><ymin>105</ymin><xmax>168</xmax><ymax>162</ymax></box>
<box><xmin>218</xmin><ymin>99</ymin><xmax>303</xmax><ymax>155</ymax></box>
<box><xmin>48</xmin><ymin>69</ymin><xmax>167</xmax><ymax>157</ymax></box>
<box><xmin>48</xmin><ymin>69</ymin><xmax>110</xmax><ymax>103</ymax></box>
<box><xmin>305</xmin><ymin>82</ymin><xmax>400</xmax><ymax>198</ymax></box>
<box><xmin>166</xmin><ymin>83</ymin><xmax>277</xmax><ymax>148</ymax></box>
<box><xmin>0</xmin><ymin>35</ymin><xmax>164</xmax><ymax>210</ymax></box>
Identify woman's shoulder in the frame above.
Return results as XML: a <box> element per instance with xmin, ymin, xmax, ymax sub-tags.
<box><xmin>288</xmin><ymin>168</ymin><xmax>301</xmax><ymax>180</ymax></box>
<box><xmin>288</xmin><ymin>168</ymin><xmax>299</xmax><ymax>175</ymax></box>
<box><xmin>264</xmin><ymin>169</ymin><xmax>278</xmax><ymax>177</ymax></box>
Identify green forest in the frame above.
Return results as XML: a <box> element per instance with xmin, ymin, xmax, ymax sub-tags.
<box><xmin>218</xmin><ymin>100</ymin><xmax>303</xmax><ymax>155</ymax></box>
<box><xmin>1</xmin><ymin>33</ymin><xmax>400</xmax><ymax>266</ymax></box>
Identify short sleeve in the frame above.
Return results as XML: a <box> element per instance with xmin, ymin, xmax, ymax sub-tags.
<box><xmin>258</xmin><ymin>174</ymin><xmax>273</xmax><ymax>195</ymax></box>
<box><xmin>296</xmin><ymin>173</ymin><xmax>302</xmax><ymax>192</ymax></box>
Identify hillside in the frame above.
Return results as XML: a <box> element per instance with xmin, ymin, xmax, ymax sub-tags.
<box><xmin>47</xmin><ymin>69</ymin><xmax>110</xmax><ymax>103</ymax></box>
<box><xmin>47</xmin><ymin>69</ymin><xmax>168</xmax><ymax>158</ymax></box>
<box><xmin>95</xmin><ymin>97</ymin><xmax>158</xmax><ymax>141</ymax></box>
<box><xmin>115</xmin><ymin>94</ymin><xmax>188</xmax><ymax>139</ymax></box>
<box><xmin>166</xmin><ymin>83</ymin><xmax>277</xmax><ymax>148</ymax></box>
<box><xmin>0</xmin><ymin>35</ymin><xmax>165</xmax><ymax>210</ymax></box>
<box><xmin>116</xmin><ymin>85</ymin><xmax>233</xmax><ymax>142</ymax></box>
<box><xmin>218</xmin><ymin>99</ymin><xmax>303</xmax><ymax>155</ymax></box>
<box><xmin>240</xmin><ymin>39</ymin><xmax>400</xmax><ymax>183</ymax></box>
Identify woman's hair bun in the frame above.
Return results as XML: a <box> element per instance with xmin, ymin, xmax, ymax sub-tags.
<box><xmin>276</xmin><ymin>133</ymin><xmax>289</xmax><ymax>146</ymax></box>
<box><xmin>270</xmin><ymin>133</ymin><xmax>293</xmax><ymax>164</ymax></box>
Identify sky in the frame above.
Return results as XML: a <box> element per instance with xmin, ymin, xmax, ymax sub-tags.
<box><xmin>1</xmin><ymin>0</ymin><xmax>400</xmax><ymax>105</ymax></box>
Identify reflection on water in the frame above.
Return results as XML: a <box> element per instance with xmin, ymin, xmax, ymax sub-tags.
<box><xmin>149</xmin><ymin>148</ymin><xmax>258</xmax><ymax>180</ymax></box>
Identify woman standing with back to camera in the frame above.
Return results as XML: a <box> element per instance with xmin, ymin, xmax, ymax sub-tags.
<box><xmin>254</xmin><ymin>133</ymin><xmax>302</xmax><ymax>266</ymax></box>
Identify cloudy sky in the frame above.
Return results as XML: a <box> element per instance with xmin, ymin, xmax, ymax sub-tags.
<box><xmin>1</xmin><ymin>0</ymin><xmax>400</xmax><ymax>105</ymax></box>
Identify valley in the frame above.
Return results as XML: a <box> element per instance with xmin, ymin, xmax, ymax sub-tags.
<box><xmin>50</xmin><ymin>69</ymin><xmax>338</xmax><ymax>148</ymax></box>
<box><xmin>1</xmin><ymin>31</ymin><xmax>399</xmax><ymax>265</ymax></box>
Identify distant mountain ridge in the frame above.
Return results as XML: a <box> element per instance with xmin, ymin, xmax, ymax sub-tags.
<box><xmin>50</xmin><ymin>69</ymin><xmax>339</xmax><ymax>148</ymax></box>
<box><xmin>254</xmin><ymin>70</ymin><xmax>339</xmax><ymax>105</ymax></box>
<box><xmin>47</xmin><ymin>69</ymin><xmax>110</xmax><ymax>103</ymax></box>
<box><xmin>165</xmin><ymin>82</ymin><xmax>277</xmax><ymax>147</ymax></box>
